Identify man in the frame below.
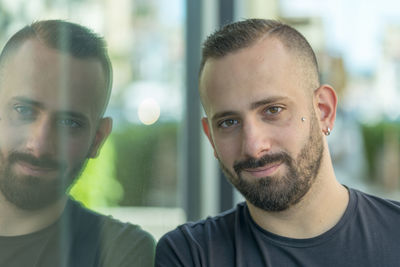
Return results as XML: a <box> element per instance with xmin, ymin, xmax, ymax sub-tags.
<box><xmin>0</xmin><ymin>20</ymin><xmax>154</xmax><ymax>266</ymax></box>
<box><xmin>156</xmin><ymin>19</ymin><xmax>400</xmax><ymax>266</ymax></box>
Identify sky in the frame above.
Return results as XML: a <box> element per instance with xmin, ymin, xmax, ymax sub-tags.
<box><xmin>281</xmin><ymin>0</ymin><xmax>400</xmax><ymax>75</ymax></box>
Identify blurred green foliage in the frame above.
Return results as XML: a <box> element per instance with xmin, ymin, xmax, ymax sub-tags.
<box><xmin>361</xmin><ymin>121</ymin><xmax>400</xmax><ymax>181</ymax></box>
<box><xmin>70</xmin><ymin>122</ymin><xmax>178</xmax><ymax>208</ymax></box>
<box><xmin>70</xmin><ymin>137</ymin><xmax>124</xmax><ymax>208</ymax></box>
<box><xmin>112</xmin><ymin>122</ymin><xmax>178</xmax><ymax>207</ymax></box>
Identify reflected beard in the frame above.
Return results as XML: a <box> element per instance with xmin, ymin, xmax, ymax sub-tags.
<box><xmin>0</xmin><ymin>152</ymin><xmax>87</xmax><ymax>210</ymax></box>
<box><xmin>219</xmin><ymin>113</ymin><xmax>324</xmax><ymax>212</ymax></box>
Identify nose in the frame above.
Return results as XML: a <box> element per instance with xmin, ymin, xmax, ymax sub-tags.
<box><xmin>241</xmin><ymin>118</ymin><xmax>272</xmax><ymax>158</ymax></box>
<box><xmin>25</xmin><ymin>116</ymin><xmax>57</xmax><ymax>158</ymax></box>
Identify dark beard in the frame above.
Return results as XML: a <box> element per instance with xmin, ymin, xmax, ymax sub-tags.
<box><xmin>219</xmin><ymin>113</ymin><xmax>324</xmax><ymax>212</ymax></box>
<box><xmin>0</xmin><ymin>152</ymin><xmax>86</xmax><ymax>210</ymax></box>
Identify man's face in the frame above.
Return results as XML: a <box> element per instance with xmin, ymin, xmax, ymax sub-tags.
<box><xmin>200</xmin><ymin>38</ymin><xmax>324</xmax><ymax>212</ymax></box>
<box><xmin>0</xmin><ymin>39</ymin><xmax>110</xmax><ymax>210</ymax></box>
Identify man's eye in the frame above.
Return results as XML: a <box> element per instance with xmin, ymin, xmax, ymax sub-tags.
<box><xmin>265</xmin><ymin>106</ymin><xmax>282</xmax><ymax>115</ymax></box>
<box><xmin>219</xmin><ymin>119</ymin><xmax>239</xmax><ymax>128</ymax></box>
<box><xmin>14</xmin><ymin>105</ymin><xmax>35</xmax><ymax>117</ymax></box>
<box><xmin>58</xmin><ymin>118</ymin><xmax>81</xmax><ymax>128</ymax></box>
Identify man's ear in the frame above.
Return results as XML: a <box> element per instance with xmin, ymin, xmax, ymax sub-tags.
<box><xmin>201</xmin><ymin>117</ymin><xmax>218</xmax><ymax>158</ymax></box>
<box><xmin>314</xmin><ymin>84</ymin><xmax>337</xmax><ymax>131</ymax></box>
<box><xmin>89</xmin><ymin>117</ymin><xmax>113</xmax><ymax>158</ymax></box>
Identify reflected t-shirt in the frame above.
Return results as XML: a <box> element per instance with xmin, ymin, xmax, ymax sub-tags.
<box><xmin>156</xmin><ymin>188</ymin><xmax>400</xmax><ymax>267</ymax></box>
<box><xmin>0</xmin><ymin>198</ymin><xmax>155</xmax><ymax>267</ymax></box>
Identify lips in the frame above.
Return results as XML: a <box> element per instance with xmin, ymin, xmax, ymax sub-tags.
<box><xmin>242</xmin><ymin>161</ymin><xmax>282</xmax><ymax>178</ymax></box>
<box><xmin>14</xmin><ymin>160</ymin><xmax>59</xmax><ymax>177</ymax></box>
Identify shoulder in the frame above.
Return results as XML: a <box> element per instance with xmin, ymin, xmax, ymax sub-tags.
<box><xmin>100</xmin><ymin>215</ymin><xmax>156</xmax><ymax>267</ymax></box>
<box><xmin>69</xmin><ymin>199</ymin><xmax>155</xmax><ymax>267</ymax></box>
<box><xmin>351</xmin><ymin>188</ymin><xmax>400</xmax><ymax>209</ymax></box>
<box><xmin>155</xmin><ymin>203</ymin><xmax>246</xmax><ymax>267</ymax></box>
<box><xmin>350</xmin><ymin>188</ymin><xmax>400</xmax><ymax>219</ymax></box>
<box><xmin>159</xmin><ymin>202</ymin><xmax>244</xmax><ymax>245</ymax></box>
<box><xmin>346</xmin><ymin>188</ymin><xmax>400</xmax><ymax>259</ymax></box>
<box><xmin>100</xmin><ymin>214</ymin><xmax>155</xmax><ymax>250</ymax></box>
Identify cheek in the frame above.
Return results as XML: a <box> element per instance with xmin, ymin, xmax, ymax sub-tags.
<box><xmin>0</xmin><ymin>127</ymin><xmax>24</xmax><ymax>168</ymax></box>
<box><xmin>0</xmin><ymin>124</ymin><xmax>24</xmax><ymax>151</ymax></box>
<box><xmin>277</xmin><ymin>129</ymin><xmax>298</xmax><ymax>144</ymax></box>
<box><xmin>62</xmin><ymin>137</ymin><xmax>93</xmax><ymax>164</ymax></box>
<box><xmin>213</xmin><ymin>135</ymin><xmax>240</xmax><ymax>164</ymax></box>
<box><xmin>276</xmin><ymin>122</ymin><xmax>310</xmax><ymax>156</ymax></box>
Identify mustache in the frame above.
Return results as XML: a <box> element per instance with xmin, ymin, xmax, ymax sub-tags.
<box><xmin>8</xmin><ymin>152</ymin><xmax>63</xmax><ymax>170</ymax></box>
<box><xmin>233</xmin><ymin>152</ymin><xmax>292</xmax><ymax>175</ymax></box>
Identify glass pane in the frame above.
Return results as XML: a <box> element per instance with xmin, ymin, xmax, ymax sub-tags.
<box><xmin>0</xmin><ymin>0</ymin><xmax>185</xmax><ymax>240</ymax></box>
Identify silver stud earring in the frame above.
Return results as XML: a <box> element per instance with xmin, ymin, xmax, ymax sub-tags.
<box><xmin>324</xmin><ymin>127</ymin><xmax>331</xmax><ymax>136</ymax></box>
<box><xmin>301</xmin><ymin>117</ymin><xmax>306</xmax><ymax>122</ymax></box>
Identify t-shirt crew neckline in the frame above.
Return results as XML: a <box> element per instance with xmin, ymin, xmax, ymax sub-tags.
<box><xmin>246</xmin><ymin>187</ymin><xmax>356</xmax><ymax>248</ymax></box>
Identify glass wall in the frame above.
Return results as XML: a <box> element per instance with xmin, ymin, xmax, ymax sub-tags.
<box><xmin>3</xmin><ymin>0</ymin><xmax>400</xmax><ymax>240</ymax></box>
<box><xmin>0</xmin><ymin>0</ymin><xmax>185</xmax><ymax>239</ymax></box>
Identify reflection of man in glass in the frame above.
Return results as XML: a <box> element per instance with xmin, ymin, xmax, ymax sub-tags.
<box><xmin>156</xmin><ymin>19</ymin><xmax>400</xmax><ymax>266</ymax></box>
<box><xmin>0</xmin><ymin>20</ymin><xmax>154</xmax><ymax>266</ymax></box>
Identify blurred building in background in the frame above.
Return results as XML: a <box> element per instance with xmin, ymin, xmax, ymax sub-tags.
<box><xmin>1</xmin><ymin>0</ymin><xmax>400</xmax><ymax>240</ymax></box>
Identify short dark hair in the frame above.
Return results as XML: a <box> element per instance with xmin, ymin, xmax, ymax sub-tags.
<box><xmin>0</xmin><ymin>19</ymin><xmax>112</xmax><ymax>116</ymax></box>
<box><xmin>200</xmin><ymin>19</ymin><xmax>319</xmax><ymax>87</ymax></box>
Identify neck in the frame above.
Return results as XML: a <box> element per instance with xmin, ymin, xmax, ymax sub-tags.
<box><xmin>247</xmin><ymin>160</ymin><xmax>349</xmax><ymax>239</ymax></box>
<box><xmin>0</xmin><ymin>195</ymin><xmax>67</xmax><ymax>236</ymax></box>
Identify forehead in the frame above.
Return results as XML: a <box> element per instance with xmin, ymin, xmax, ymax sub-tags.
<box><xmin>0</xmin><ymin>39</ymin><xmax>106</xmax><ymax>120</ymax></box>
<box><xmin>200</xmin><ymin>37</ymin><xmax>310</xmax><ymax>116</ymax></box>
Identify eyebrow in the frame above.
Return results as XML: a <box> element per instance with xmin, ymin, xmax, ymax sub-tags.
<box><xmin>12</xmin><ymin>96</ymin><xmax>44</xmax><ymax>109</ymax></box>
<box><xmin>211</xmin><ymin>111</ymin><xmax>238</xmax><ymax>122</ymax></box>
<box><xmin>11</xmin><ymin>96</ymin><xmax>89</xmax><ymax>123</ymax></box>
<box><xmin>211</xmin><ymin>96</ymin><xmax>289</xmax><ymax>122</ymax></box>
<box><xmin>250</xmin><ymin>96</ymin><xmax>289</xmax><ymax>110</ymax></box>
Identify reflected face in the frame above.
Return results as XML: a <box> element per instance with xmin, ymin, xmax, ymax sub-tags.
<box><xmin>200</xmin><ymin>37</ymin><xmax>324</xmax><ymax>211</ymax></box>
<box><xmin>0</xmin><ymin>39</ymin><xmax>109</xmax><ymax>210</ymax></box>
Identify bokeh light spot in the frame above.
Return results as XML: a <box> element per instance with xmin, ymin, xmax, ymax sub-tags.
<box><xmin>138</xmin><ymin>98</ymin><xmax>161</xmax><ymax>125</ymax></box>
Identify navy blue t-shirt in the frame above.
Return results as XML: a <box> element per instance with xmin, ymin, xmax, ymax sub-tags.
<box><xmin>156</xmin><ymin>188</ymin><xmax>400</xmax><ymax>266</ymax></box>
